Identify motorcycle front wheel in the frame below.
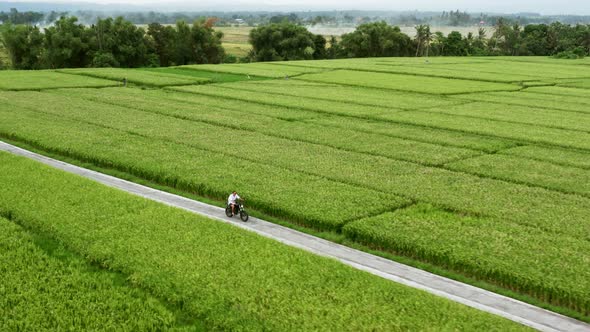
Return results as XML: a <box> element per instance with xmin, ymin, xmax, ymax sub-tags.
<box><xmin>240</xmin><ymin>211</ymin><xmax>249</xmax><ymax>222</ymax></box>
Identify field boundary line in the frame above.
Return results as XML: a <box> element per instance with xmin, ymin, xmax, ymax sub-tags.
<box><xmin>13</xmin><ymin>100</ymin><xmax>589</xmax><ymax>204</ymax></box>
<box><xmin>54</xmin><ymin>87</ymin><xmax>518</xmax><ymax>155</ymax></box>
<box><xmin>53</xmin><ymin>70</ymin><xmax>212</xmax><ymax>88</ymax></box>
<box><xmin>339</xmin><ymin>66</ymin><xmax>540</xmax><ymax>84</ymax></box>
<box><xmin>6</xmin><ymin>97</ymin><xmax>590</xmax><ymax>216</ymax></box>
<box><xmin>14</xmin><ymin>94</ymin><xmax>588</xmax><ymax>201</ymax></box>
<box><xmin>1</xmin><ymin>140</ymin><xmax>589</xmax><ymax>332</ymax></box>
<box><xmin>0</xmin><ymin>84</ymin><xmax>121</xmax><ymax>92</ymax></box>
<box><xmin>384</xmin><ymin>62</ymin><xmax>546</xmax><ymax>80</ymax></box>
<box><xmin>294</xmin><ymin>75</ymin><xmax>525</xmax><ymax>96</ymax></box>
<box><xmin>497</xmin><ymin>146</ymin><xmax>590</xmax><ymax>170</ymax></box>
<box><xmin>450</xmin><ymin>93</ymin><xmax>590</xmax><ymax>116</ymax></box>
<box><xmin>263</xmin><ymin>61</ymin><xmax>540</xmax><ymax>84</ymax></box>
<box><xmin>208</xmin><ymin>82</ymin><xmax>432</xmax><ymax>111</ymax></box>
<box><xmin>205</xmin><ymin>84</ymin><xmax>590</xmax><ymax>134</ymax></box>
<box><xmin>408</xmin><ymin>108</ymin><xmax>590</xmax><ymax>135</ymax></box>
<box><xmin>198</xmin><ymin>82</ymin><xmax>482</xmax><ymax>114</ymax></box>
<box><xmin>171</xmin><ymin>87</ymin><xmax>590</xmax><ymax>153</ymax></box>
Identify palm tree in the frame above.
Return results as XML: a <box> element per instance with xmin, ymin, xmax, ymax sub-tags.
<box><xmin>579</xmin><ymin>26</ymin><xmax>590</xmax><ymax>54</ymax></box>
<box><xmin>432</xmin><ymin>31</ymin><xmax>446</xmax><ymax>56</ymax></box>
<box><xmin>415</xmin><ymin>24</ymin><xmax>432</xmax><ymax>57</ymax></box>
<box><xmin>478</xmin><ymin>27</ymin><xmax>487</xmax><ymax>40</ymax></box>
<box><xmin>423</xmin><ymin>25</ymin><xmax>433</xmax><ymax>57</ymax></box>
<box><xmin>414</xmin><ymin>25</ymin><xmax>425</xmax><ymax>57</ymax></box>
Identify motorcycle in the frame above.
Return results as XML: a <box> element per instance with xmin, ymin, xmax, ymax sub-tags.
<box><xmin>225</xmin><ymin>199</ymin><xmax>249</xmax><ymax>222</ymax></box>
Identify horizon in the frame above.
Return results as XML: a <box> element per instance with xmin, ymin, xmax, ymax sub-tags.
<box><xmin>2</xmin><ymin>0</ymin><xmax>590</xmax><ymax>15</ymax></box>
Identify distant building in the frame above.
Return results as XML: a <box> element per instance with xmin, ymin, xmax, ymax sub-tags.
<box><xmin>235</xmin><ymin>18</ymin><xmax>245</xmax><ymax>25</ymax></box>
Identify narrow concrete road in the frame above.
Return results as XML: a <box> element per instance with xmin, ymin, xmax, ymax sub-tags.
<box><xmin>1</xmin><ymin>141</ymin><xmax>589</xmax><ymax>332</ymax></box>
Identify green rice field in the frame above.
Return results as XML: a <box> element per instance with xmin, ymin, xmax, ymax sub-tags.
<box><xmin>1</xmin><ymin>56</ymin><xmax>589</xmax><ymax>328</ymax></box>
<box><xmin>0</xmin><ymin>152</ymin><xmax>527</xmax><ymax>331</ymax></box>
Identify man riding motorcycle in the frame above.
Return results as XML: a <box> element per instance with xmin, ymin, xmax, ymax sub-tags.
<box><xmin>227</xmin><ymin>191</ymin><xmax>241</xmax><ymax>216</ymax></box>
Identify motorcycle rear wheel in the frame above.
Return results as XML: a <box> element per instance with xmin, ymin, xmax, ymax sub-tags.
<box><xmin>225</xmin><ymin>207</ymin><xmax>233</xmax><ymax>217</ymax></box>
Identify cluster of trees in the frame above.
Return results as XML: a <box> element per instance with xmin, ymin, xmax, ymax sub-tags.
<box><xmin>338</xmin><ymin>22</ymin><xmax>414</xmax><ymax>57</ymax></box>
<box><xmin>249</xmin><ymin>21</ymin><xmax>590</xmax><ymax>61</ymax></box>
<box><xmin>1</xmin><ymin>15</ymin><xmax>224</xmax><ymax>69</ymax></box>
<box><xmin>0</xmin><ymin>8</ymin><xmax>44</xmax><ymax>25</ymax></box>
<box><xmin>418</xmin><ymin>21</ymin><xmax>590</xmax><ymax>57</ymax></box>
<box><xmin>248</xmin><ymin>23</ymin><xmax>326</xmax><ymax>61</ymax></box>
<box><xmin>3</xmin><ymin>16</ymin><xmax>590</xmax><ymax>69</ymax></box>
<box><xmin>248</xmin><ymin>22</ymin><xmax>417</xmax><ymax>61</ymax></box>
<box><xmin>0</xmin><ymin>8</ymin><xmax>68</xmax><ymax>25</ymax></box>
<box><xmin>489</xmin><ymin>21</ymin><xmax>590</xmax><ymax>57</ymax></box>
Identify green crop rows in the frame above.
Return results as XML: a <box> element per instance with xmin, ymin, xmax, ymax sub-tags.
<box><xmin>296</xmin><ymin>69</ymin><xmax>522</xmax><ymax>94</ymax></box>
<box><xmin>0</xmin><ymin>152</ymin><xmax>527</xmax><ymax>331</ymax></box>
<box><xmin>58</xmin><ymin>67</ymin><xmax>211</xmax><ymax>86</ymax></box>
<box><xmin>171</xmin><ymin>83</ymin><xmax>407</xmax><ymax>118</ymax></box>
<box><xmin>1</xmin><ymin>57</ymin><xmax>590</xmax><ymax>324</ymax></box>
<box><xmin>419</xmin><ymin>101</ymin><xmax>590</xmax><ymax>132</ymax></box>
<box><xmin>0</xmin><ymin>70</ymin><xmax>118</xmax><ymax>90</ymax></box>
<box><xmin>412</xmin><ymin>60</ymin><xmax>590</xmax><ymax>79</ymax></box>
<box><xmin>557</xmin><ymin>79</ymin><xmax>590</xmax><ymax>89</ymax></box>
<box><xmin>500</xmin><ymin>145</ymin><xmax>590</xmax><ymax>169</ymax></box>
<box><xmin>453</xmin><ymin>90</ymin><xmax>590</xmax><ymax>114</ymax></box>
<box><xmin>180</xmin><ymin>62</ymin><xmax>326</xmax><ymax>78</ymax></box>
<box><xmin>446</xmin><ymin>154</ymin><xmax>590</xmax><ymax>197</ymax></box>
<box><xmin>192</xmin><ymin>79</ymin><xmax>463</xmax><ymax>109</ymax></box>
<box><xmin>0</xmin><ymin>216</ymin><xmax>177</xmax><ymax>331</ymax></box>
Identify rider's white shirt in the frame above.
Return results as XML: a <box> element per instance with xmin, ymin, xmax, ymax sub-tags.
<box><xmin>228</xmin><ymin>193</ymin><xmax>240</xmax><ymax>204</ymax></box>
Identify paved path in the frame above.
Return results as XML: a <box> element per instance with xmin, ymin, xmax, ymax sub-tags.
<box><xmin>2</xmin><ymin>140</ymin><xmax>589</xmax><ymax>332</ymax></box>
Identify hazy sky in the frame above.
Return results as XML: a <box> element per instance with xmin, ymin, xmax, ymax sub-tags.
<box><xmin>7</xmin><ymin>0</ymin><xmax>590</xmax><ymax>15</ymax></box>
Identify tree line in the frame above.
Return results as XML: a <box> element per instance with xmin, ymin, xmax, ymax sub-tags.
<box><xmin>249</xmin><ymin>21</ymin><xmax>590</xmax><ymax>61</ymax></box>
<box><xmin>1</xmin><ymin>16</ymin><xmax>224</xmax><ymax>69</ymax></box>
<box><xmin>4</xmin><ymin>7</ymin><xmax>590</xmax><ymax>29</ymax></box>
<box><xmin>2</xmin><ymin>16</ymin><xmax>590</xmax><ymax>70</ymax></box>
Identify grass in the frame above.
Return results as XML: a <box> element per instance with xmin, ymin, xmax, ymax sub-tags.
<box><xmin>171</xmin><ymin>83</ymin><xmax>410</xmax><ymax>118</ymax></box>
<box><xmin>296</xmin><ymin>69</ymin><xmax>522</xmax><ymax>94</ymax></box>
<box><xmin>1</xmin><ymin>56</ymin><xmax>590</xmax><ymax>322</ymax></box>
<box><xmin>0</xmin><ymin>216</ymin><xmax>185</xmax><ymax>331</ymax></box>
<box><xmin>180</xmin><ymin>62</ymin><xmax>327</xmax><ymax>78</ymax></box>
<box><xmin>223</xmin><ymin>42</ymin><xmax>252</xmax><ymax>57</ymax></box>
<box><xmin>558</xmin><ymin>78</ymin><xmax>590</xmax><ymax>89</ymax></box>
<box><xmin>0</xmin><ymin>151</ymin><xmax>530</xmax><ymax>331</ymax></box>
<box><xmin>500</xmin><ymin>145</ymin><xmax>590</xmax><ymax>169</ymax></box>
<box><xmin>57</xmin><ymin>67</ymin><xmax>210</xmax><ymax>87</ymax></box>
<box><xmin>2</xmin><ymin>87</ymin><xmax>590</xmax><ymax>316</ymax></box>
<box><xmin>215</xmin><ymin>26</ymin><xmax>252</xmax><ymax>44</ymax></box>
<box><xmin>139</xmin><ymin>67</ymin><xmax>267</xmax><ymax>83</ymax></box>
<box><xmin>416</xmin><ymin>60</ymin><xmax>590</xmax><ymax>80</ymax></box>
<box><xmin>0</xmin><ymin>70</ymin><xmax>118</xmax><ymax>90</ymax></box>
<box><xmin>421</xmin><ymin>101</ymin><xmax>590</xmax><ymax>132</ymax></box>
<box><xmin>3</xmin><ymin>135</ymin><xmax>589</xmax><ymax>324</ymax></box>
<box><xmin>200</xmin><ymin>78</ymin><xmax>463</xmax><ymax>109</ymax></box>
<box><xmin>370</xmin><ymin>109</ymin><xmax>590</xmax><ymax>150</ymax></box>
<box><xmin>452</xmin><ymin>90</ymin><xmax>590</xmax><ymax>115</ymax></box>
<box><xmin>44</xmin><ymin>88</ymin><xmax>480</xmax><ymax>166</ymax></box>
<box><xmin>343</xmin><ymin>203</ymin><xmax>590</xmax><ymax>315</ymax></box>
<box><xmin>0</xmin><ymin>99</ymin><xmax>406</xmax><ymax>231</ymax></box>
<box><xmin>446</xmin><ymin>153</ymin><xmax>590</xmax><ymax>197</ymax></box>
<box><xmin>341</xmin><ymin>62</ymin><xmax>541</xmax><ymax>83</ymax></box>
